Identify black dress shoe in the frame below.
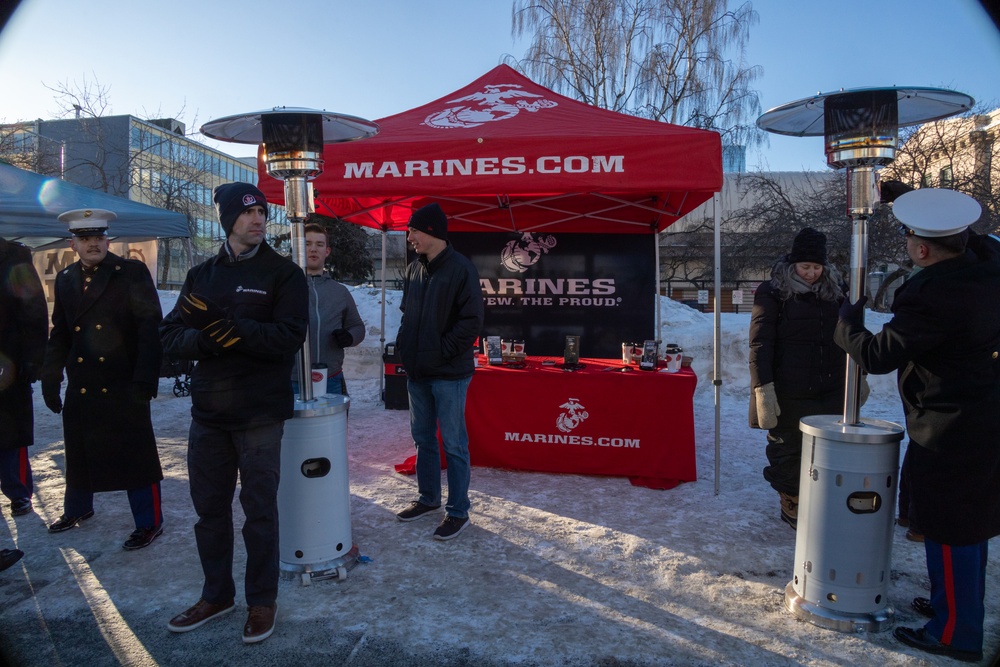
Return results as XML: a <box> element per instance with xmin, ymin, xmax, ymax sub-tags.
<box><xmin>911</xmin><ymin>597</ymin><xmax>934</xmax><ymax>619</ymax></box>
<box><xmin>0</xmin><ymin>548</ymin><xmax>24</xmax><ymax>572</ymax></box>
<box><xmin>48</xmin><ymin>510</ymin><xmax>95</xmax><ymax>533</ymax></box>
<box><xmin>122</xmin><ymin>525</ymin><xmax>163</xmax><ymax>550</ymax></box>
<box><xmin>893</xmin><ymin>626</ymin><xmax>983</xmax><ymax>663</ymax></box>
<box><xmin>10</xmin><ymin>498</ymin><xmax>32</xmax><ymax>516</ymax></box>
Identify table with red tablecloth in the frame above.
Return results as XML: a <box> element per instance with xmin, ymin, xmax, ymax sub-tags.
<box><xmin>396</xmin><ymin>357</ymin><xmax>697</xmax><ymax>489</ymax></box>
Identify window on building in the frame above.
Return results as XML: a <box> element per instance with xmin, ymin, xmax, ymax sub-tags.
<box><xmin>939</xmin><ymin>165</ymin><xmax>953</xmax><ymax>189</ymax></box>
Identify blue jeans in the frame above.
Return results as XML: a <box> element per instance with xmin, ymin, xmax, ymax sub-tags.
<box><xmin>407</xmin><ymin>376</ymin><xmax>472</xmax><ymax>519</ymax></box>
<box><xmin>291</xmin><ymin>371</ymin><xmax>347</xmax><ymax>397</ymax></box>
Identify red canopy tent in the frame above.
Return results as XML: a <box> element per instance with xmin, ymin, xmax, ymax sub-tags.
<box><xmin>258</xmin><ymin>64</ymin><xmax>722</xmax><ymax>234</ymax></box>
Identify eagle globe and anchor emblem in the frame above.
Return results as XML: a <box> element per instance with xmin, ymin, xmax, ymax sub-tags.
<box><xmin>556</xmin><ymin>397</ymin><xmax>589</xmax><ymax>433</ymax></box>
<box><xmin>501</xmin><ymin>232</ymin><xmax>557</xmax><ymax>273</ymax></box>
<box><xmin>423</xmin><ymin>83</ymin><xmax>558</xmax><ymax>130</ymax></box>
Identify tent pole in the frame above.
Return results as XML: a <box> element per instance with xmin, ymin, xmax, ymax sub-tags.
<box><xmin>654</xmin><ymin>232</ymin><xmax>661</xmax><ymax>340</ymax></box>
<box><xmin>380</xmin><ymin>227</ymin><xmax>387</xmax><ymax>404</ymax></box>
<box><xmin>713</xmin><ymin>192</ymin><xmax>722</xmax><ymax>496</ymax></box>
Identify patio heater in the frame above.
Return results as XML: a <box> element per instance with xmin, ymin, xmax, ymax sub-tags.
<box><xmin>756</xmin><ymin>87</ymin><xmax>972</xmax><ymax>632</ymax></box>
<box><xmin>202</xmin><ymin>108</ymin><xmax>379</xmax><ymax>584</ymax></box>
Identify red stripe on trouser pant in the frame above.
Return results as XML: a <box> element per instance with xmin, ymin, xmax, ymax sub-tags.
<box><xmin>152</xmin><ymin>483</ymin><xmax>162</xmax><ymax>526</ymax></box>
<box><xmin>941</xmin><ymin>544</ymin><xmax>957</xmax><ymax>644</ymax></box>
<box><xmin>17</xmin><ymin>448</ymin><xmax>29</xmax><ymax>485</ymax></box>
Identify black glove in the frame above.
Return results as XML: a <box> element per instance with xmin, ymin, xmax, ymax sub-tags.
<box><xmin>198</xmin><ymin>319</ymin><xmax>242</xmax><ymax>353</ymax></box>
<box><xmin>42</xmin><ymin>380</ymin><xmax>62</xmax><ymax>414</ymax></box>
<box><xmin>332</xmin><ymin>328</ymin><xmax>354</xmax><ymax>348</ymax></box>
<box><xmin>178</xmin><ymin>293</ymin><xmax>226</xmax><ymax>330</ymax></box>
<box><xmin>130</xmin><ymin>381</ymin><xmax>157</xmax><ymax>402</ymax></box>
<box><xmin>839</xmin><ymin>295</ymin><xmax>868</xmax><ymax>325</ymax></box>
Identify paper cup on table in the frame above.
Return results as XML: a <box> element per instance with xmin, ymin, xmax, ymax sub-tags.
<box><xmin>501</xmin><ymin>339</ymin><xmax>512</xmax><ymax>358</ymax></box>
<box><xmin>663</xmin><ymin>346</ymin><xmax>683</xmax><ymax>373</ymax></box>
<box><xmin>311</xmin><ymin>363</ymin><xmax>328</xmax><ymax>396</ymax></box>
<box><xmin>621</xmin><ymin>342</ymin><xmax>634</xmax><ymax>364</ymax></box>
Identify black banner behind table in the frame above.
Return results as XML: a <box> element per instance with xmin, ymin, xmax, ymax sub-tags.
<box><xmin>449</xmin><ymin>231</ymin><xmax>655</xmax><ymax>359</ymax></box>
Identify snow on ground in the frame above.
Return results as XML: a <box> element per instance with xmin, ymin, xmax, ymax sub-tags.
<box><xmin>0</xmin><ymin>288</ymin><xmax>996</xmax><ymax>666</ymax></box>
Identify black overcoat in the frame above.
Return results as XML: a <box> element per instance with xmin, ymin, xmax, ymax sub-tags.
<box><xmin>748</xmin><ymin>279</ymin><xmax>845</xmax><ymax>428</ymax></box>
<box><xmin>42</xmin><ymin>251</ymin><xmax>164</xmax><ymax>492</ymax></box>
<box><xmin>835</xmin><ymin>233</ymin><xmax>1000</xmax><ymax>545</ymax></box>
<box><xmin>0</xmin><ymin>239</ymin><xmax>48</xmax><ymax>450</ymax></box>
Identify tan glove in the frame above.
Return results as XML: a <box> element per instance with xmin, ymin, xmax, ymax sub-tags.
<box><xmin>755</xmin><ymin>383</ymin><xmax>781</xmax><ymax>430</ymax></box>
<box><xmin>860</xmin><ymin>374</ymin><xmax>870</xmax><ymax>407</ymax></box>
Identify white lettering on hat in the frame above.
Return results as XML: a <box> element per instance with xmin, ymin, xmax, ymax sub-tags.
<box><xmin>242</xmin><ymin>194</ymin><xmax>258</xmax><ymax>206</ymax></box>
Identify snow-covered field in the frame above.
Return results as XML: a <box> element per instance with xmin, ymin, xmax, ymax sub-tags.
<box><xmin>0</xmin><ymin>287</ymin><xmax>996</xmax><ymax>666</ymax></box>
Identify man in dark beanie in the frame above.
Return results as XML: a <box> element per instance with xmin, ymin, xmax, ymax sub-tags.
<box><xmin>161</xmin><ymin>182</ymin><xmax>307</xmax><ymax>644</ymax></box>
<box><xmin>214</xmin><ymin>182</ymin><xmax>268</xmax><ymax>237</ymax></box>
<box><xmin>394</xmin><ymin>202</ymin><xmax>483</xmax><ymax>541</ymax></box>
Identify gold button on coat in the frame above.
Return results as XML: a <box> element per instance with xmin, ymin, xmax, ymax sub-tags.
<box><xmin>80</xmin><ymin>388</ymin><xmax>87</xmax><ymax>394</ymax></box>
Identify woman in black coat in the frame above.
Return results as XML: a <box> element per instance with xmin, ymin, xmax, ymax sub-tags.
<box><xmin>748</xmin><ymin>228</ymin><xmax>846</xmax><ymax>529</ymax></box>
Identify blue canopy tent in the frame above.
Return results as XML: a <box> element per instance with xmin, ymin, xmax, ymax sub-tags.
<box><xmin>0</xmin><ymin>162</ymin><xmax>188</xmax><ymax>248</ymax></box>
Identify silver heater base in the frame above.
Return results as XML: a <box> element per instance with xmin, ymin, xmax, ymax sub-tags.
<box><xmin>280</xmin><ymin>543</ymin><xmax>360</xmax><ymax>586</ymax></box>
<box><xmin>785</xmin><ymin>582</ymin><xmax>895</xmax><ymax>633</ymax></box>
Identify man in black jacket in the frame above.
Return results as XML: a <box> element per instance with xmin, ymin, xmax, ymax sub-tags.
<box><xmin>393</xmin><ymin>203</ymin><xmax>483</xmax><ymax>541</ymax></box>
<box><xmin>836</xmin><ymin>188</ymin><xmax>999</xmax><ymax>663</ymax></box>
<box><xmin>0</xmin><ymin>236</ymin><xmax>47</xmax><ymax>520</ymax></box>
<box><xmin>161</xmin><ymin>183</ymin><xmax>307</xmax><ymax>644</ymax></box>
<box><xmin>41</xmin><ymin>209</ymin><xmax>164</xmax><ymax>550</ymax></box>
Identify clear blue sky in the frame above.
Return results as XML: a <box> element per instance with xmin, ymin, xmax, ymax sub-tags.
<box><xmin>1</xmin><ymin>0</ymin><xmax>998</xmax><ymax>172</ymax></box>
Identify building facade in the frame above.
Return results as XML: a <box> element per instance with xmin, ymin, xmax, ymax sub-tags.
<box><xmin>1</xmin><ymin>115</ymin><xmax>287</xmax><ymax>288</ymax></box>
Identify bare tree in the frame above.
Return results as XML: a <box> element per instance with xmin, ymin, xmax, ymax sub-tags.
<box><xmin>879</xmin><ymin>105</ymin><xmax>999</xmax><ymax>237</ymax></box>
<box><xmin>268</xmin><ymin>213</ymin><xmax>375</xmax><ymax>284</ymax></box>
<box><xmin>45</xmin><ymin>75</ymin><xmax>113</xmax><ymax>119</ymax></box>
<box><xmin>508</xmin><ymin>0</ymin><xmax>764</xmax><ymax>147</ymax></box>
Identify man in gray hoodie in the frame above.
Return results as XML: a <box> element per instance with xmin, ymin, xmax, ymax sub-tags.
<box><xmin>299</xmin><ymin>223</ymin><xmax>365</xmax><ymax>395</ymax></box>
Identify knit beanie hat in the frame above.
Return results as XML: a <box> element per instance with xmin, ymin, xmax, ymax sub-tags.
<box><xmin>787</xmin><ymin>227</ymin><xmax>827</xmax><ymax>264</ymax></box>
<box><xmin>408</xmin><ymin>203</ymin><xmax>448</xmax><ymax>241</ymax></box>
<box><xmin>214</xmin><ymin>182</ymin><xmax>268</xmax><ymax>236</ymax></box>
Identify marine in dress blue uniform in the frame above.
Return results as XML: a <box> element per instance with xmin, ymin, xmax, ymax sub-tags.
<box><xmin>835</xmin><ymin>188</ymin><xmax>999</xmax><ymax>663</ymax></box>
<box><xmin>41</xmin><ymin>209</ymin><xmax>164</xmax><ymax>551</ymax></box>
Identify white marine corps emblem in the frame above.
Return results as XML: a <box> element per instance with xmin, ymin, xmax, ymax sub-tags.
<box><xmin>556</xmin><ymin>397</ymin><xmax>589</xmax><ymax>433</ymax></box>
<box><xmin>423</xmin><ymin>84</ymin><xmax>558</xmax><ymax>129</ymax></box>
<box><xmin>500</xmin><ymin>232</ymin><xmax>557</xmax><ymax>273</ymax></box>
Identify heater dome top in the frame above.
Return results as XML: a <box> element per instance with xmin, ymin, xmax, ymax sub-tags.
<box><xmin>756</xmin><ymin>86</ymin><xmax>974</xmax><ymax>137</ymax></box>
<box><xmin>201</xmin><ymin>107</ymin><xmax>379</xmax><ymax>145</ymax></box>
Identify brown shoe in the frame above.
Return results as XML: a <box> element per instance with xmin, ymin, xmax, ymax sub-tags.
<box><xmin>905</xmin><ymin>529</ymin><xmax>925</xmax><ymax>543</ymax></box>
<box><xmin>167</xmin><ymin>598</ymin><xmax>235</xmax><ymax>633</ymax></box>
<box><xmin>778</xmin><ymin>492</ymin><xmax>798</xmax><ymax>530</ymax></box>
<box><xmin>243</xmin><ymin>604</ymin><xmax>277</xmax><ymax>644</ymax></box>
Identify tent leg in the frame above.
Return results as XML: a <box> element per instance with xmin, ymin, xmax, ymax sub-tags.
<box><xmin>380</xmin><ymin>228</ymin><xmax>387</xmax><ymax>404</ymax></box>
<box><xmin>713</xmin><ymin>192</ymin><xmax>722</xmax><ymax>496</ymax></box>
<box><xmin>654</xmin><ymin>233</ymin><xmax>661</xmax><ymax>340</ymax></box>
